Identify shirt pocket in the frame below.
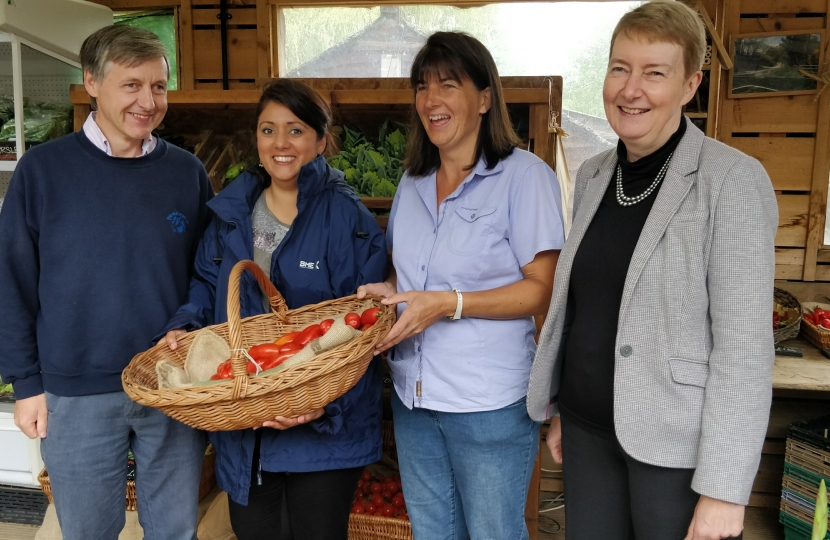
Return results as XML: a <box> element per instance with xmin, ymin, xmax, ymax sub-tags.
<box><xmin>668</xmin><ymin>357</ymin><xmax>709</xmax><ymax>388</ymax></box>
<box><xmin>448</xmin><ymin>206</ymin><xmax>497</xmax><ymax>255</ymax></box>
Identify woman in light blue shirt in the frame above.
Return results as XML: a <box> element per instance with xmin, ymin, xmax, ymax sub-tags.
<box><xmin>358</xmin><ymin>31</ymin><xmax>565</xmax><ymax>539</ymax></box>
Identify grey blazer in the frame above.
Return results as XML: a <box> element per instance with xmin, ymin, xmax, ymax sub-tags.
<box><xmin>526</xmin><ymin>118</ymin><xmax>778</xmax><ymax>505</ymax></box>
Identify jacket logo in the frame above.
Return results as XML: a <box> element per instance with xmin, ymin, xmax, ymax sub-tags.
<box><xmin>167</xmin><ymin>212</ymin><xmax>188</xmax><ymax>233</ymax></box>
<box><xmin>299</xmin><ymin>260</ymin><xmax>320</xmax><ymax>270</ymax></box>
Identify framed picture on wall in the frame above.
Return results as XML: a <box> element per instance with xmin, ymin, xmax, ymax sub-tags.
<box><xmin>729</xmin><ymin>30</ymin><xmax>824</xmax><ymax>98</ymax></box>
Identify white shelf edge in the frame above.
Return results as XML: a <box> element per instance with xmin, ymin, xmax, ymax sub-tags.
<box><xmin>0</xmin><ymin>161</ymin><xmax>17</xmax><ymax>172</ymax></box>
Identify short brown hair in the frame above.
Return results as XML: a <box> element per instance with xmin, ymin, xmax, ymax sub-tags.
<box><xmin>405</xmin><ymin>32</ymin><xmax>520</xmax><ymax>177</ymax></box>
<box><xmin>80</xmin><ymin>25</ymin><xmax>169</xmax><ymax>109</ymax></box>
<box><xmin>610</xmin><ymin>0</ymin><xmax>707</xmax><ymax>79</ymax></box>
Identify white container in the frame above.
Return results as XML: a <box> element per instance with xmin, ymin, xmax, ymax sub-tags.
<box><xmin>0</xmin><ymin>402</ymin><xmax>43</xmax><ymax>488</ymax></box>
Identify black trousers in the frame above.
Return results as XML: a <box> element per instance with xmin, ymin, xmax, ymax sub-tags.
<box><xmin>228</xmin><ymin>452</ymin><xmax>363</xmax><ymax>540</ymax></box>
<box><xmin>560</xmin><ymin>414</ymin><xmax>742</xmax><ymax>540</ymax></box>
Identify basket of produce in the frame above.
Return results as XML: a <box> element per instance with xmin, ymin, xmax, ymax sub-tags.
<box><xmin>349</xmin><ymin>467</ymin><xmax>411</xmax><ymax>540</ymax></box>
<box><xmin>801</xmin><ymin>303</ymin><xmax>830</xmax><ymax>350</ymax></box>
<box><xmin>122</xmin><ymin>260</ymin><xmax>393</xmax><ymax>431</ymax></box>
<box><xmin>774</xmin><ymin>288</ymin><xmax>803</xmax><ymax>344</ymax></box>
<box><xmin>38</xmin><ymin>445</ymin><xmax>216</xmax><ymax>511</ymax></box>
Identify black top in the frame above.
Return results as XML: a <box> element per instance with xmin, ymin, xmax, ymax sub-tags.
<box><xmin>558</xmin><ymin>117</ymin><xmax>686</xmax><ymax>432</ymax></box>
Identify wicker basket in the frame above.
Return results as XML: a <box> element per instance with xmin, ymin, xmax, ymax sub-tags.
<box><xmin>348</xmin><ymin>513</ymin><xmax>412</xmax><ymax>540</ymax></box>
<box><xmin>774</xmin><ymin>288</ymin><xmax>802</xmax><ymax>344</ymax></box>
<box><xmin>38</xmin><ymin>445</ymin><xmax>216</xmax><ymax>511</ymax></box>
<box><xmin>122</xmin><ymin>260</ymin><xmax>393</xmax><ymax>431</ymax></box>
<box><xmin>801</xmin><ymin>302</ymin><xmax>830</xmax><ymax>350</ymax></box>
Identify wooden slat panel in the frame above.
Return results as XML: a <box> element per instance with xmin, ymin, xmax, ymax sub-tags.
<box><xmin>741</xmin><ymin>0</ymin><xmax>828</xmax><ymax>13</ymax></box>
<box><xmin>256</xmin><ymin>0</ymin><xmax>272</xmax><ymax>79</ymax></box>
<box><xmin>193</xmin><ymin>28</ymin><xmax>258</xmax><ymax>80</ymax></box>
<box><xmin>193</xmin><ymin>81</ymin><xmax>258</xmax><ymax>90</ymax></box>
<box><xmin>776</xmin><ymin>248</ymin><xmax>806</xmax><ymax>266</ymax></box>
<box><xmin>776</xmin><ymin>264</ymin><xmax>804</xmax><ymax>279</ymax></box>
<box><xmin>751</xmin><ymin>453</ymin><xmax>784</xmax><ymax>493</ymax></box>
<box><xmin>739</xmin><ymin>16</ymin><xmax>827</xmax><ymax>33</ymax></box>
<box><xmin>192</xmin><ymin>8</ymin><xmax>257</xmax><ymax>25</ymax></box>
<box><xmin>775</xmin><ymin>194</ymin><xmax>810</xmax><ymax>247</ymax></box>
<box><xmin>730</xmin><ymin>95</ymin><xmax>818</xmax><ymax>133</ymax></box>
<box><xmin>817</xmin><ymin>265</ymin><xmax>830</xmax><ymax>281</ymax></box>
<box><xmin>73</xmin><ymin>103</ymin><xmax>90</xmax><ymax>133</ymax></box>
<box><xmin>818</xmin><ymin>250</ymin><xmax>830</xmax><ymax>263</ymax></box>
<box><xmin>725</xmin><ymin>136</ymin><xmax>814</xmax><ymax>191</ymax></box>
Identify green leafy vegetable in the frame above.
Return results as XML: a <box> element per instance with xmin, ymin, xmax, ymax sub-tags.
<box><xmin>327</xmin><ymin>121</ymin><xmax>408</xmax><ymax>198</ymax></box>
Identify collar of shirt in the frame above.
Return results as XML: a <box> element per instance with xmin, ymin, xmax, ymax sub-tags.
<box><xmin>82</xmin><ymin>112</ymin><xmax>157</xmax><ymax>157</ymax></box>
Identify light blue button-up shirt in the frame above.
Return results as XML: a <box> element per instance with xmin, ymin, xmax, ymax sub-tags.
<box><xmin>387</xmin><ymin>149</ymin><xmax>565</xmax><ymax>412</ymax></box>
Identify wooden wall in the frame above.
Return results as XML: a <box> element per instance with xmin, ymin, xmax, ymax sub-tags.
<box><xmin>716</xmin><ymin>0</ymin><xmax>830</xmax><ymax>281</ymax></box>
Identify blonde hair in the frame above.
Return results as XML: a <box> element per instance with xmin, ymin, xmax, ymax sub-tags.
<box><xmin>610</xmin><ymin>0</ymin><xmax>707</xmax><ymax>79</ymax></box>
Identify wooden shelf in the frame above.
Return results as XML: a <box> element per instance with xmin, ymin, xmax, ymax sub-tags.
<box><xmin>773</xmin><ymin>337</ymin><xmax>830</xmax><ymax>392</ymax></box>
<box><xmin>684</xmin><ymin>112</ymin><xmax>709</xmax><ymax>119</ymax></box>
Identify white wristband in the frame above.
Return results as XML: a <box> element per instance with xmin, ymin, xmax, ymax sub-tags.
<box><xmin>450</xmin><ymin>288</ymin><xmax>462</xmax><ymax>321</ymax></box>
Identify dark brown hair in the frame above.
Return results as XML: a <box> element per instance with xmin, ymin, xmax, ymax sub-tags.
<box><xmin>253</xmin><ymin>79</ymin><xmax>336</xmax><ymax>188</ymax></box>
<box><xmin>405</xmin><ymin>32</ymin><xmax>519</xmax><ymax>177</ymax></box>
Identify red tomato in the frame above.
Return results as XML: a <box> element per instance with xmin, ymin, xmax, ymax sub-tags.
<box><xmin>382</xmin><ymin>506</ymin><xmax>395</xmax><ymax>517</ymax></box>
<box><xmin>295</xmin><ymin>324</ymin><xmax>323</xmax><ymax>346</ymax></box>
<box><xmin>361</xmin><ymin>307</ymin><xmax>381</xmax><ymax>327</ymax></box>
<box><xmin>360</xmin><ymin>323</ymin><xmax>375</xmax><ymax>332</ymax></box>
<box><xmin>248</xmin><ymin>344</ymin><xmax>282</xmax><ymax>361</ymax></box>
<box><xmin>374</xmin><ymin>507</ymin><xmax>386</xmax><ymax>516</ymax></box>
<box><xmin>258</xmin><ymin>351</ymin><xmax>295</xmax><ymax>371</ymax></box>
<box><xmin>361</xmin><ymin>483</ymin><xmax>371</xmax><ymax>495</ymax></box>
<box><xmin>357</xmin><ymin>479</ymin><xmax>364</xmax><ymax>488</ymax></box>
<box><xmin>217</xmin><ymin>360</ymin><xmax>233</xmax><ymax>379</ymax></box>
<box><xmin>361</xmin><ymin>470</ymin><xmax>372</xmax><ymax>482</ymax></box>
<box><xmin>397</xmin><ymin>513</ymin><xmax>408</xmax><ymax>521</ymax></box>
<box><xmin>247</xmin><ymin>361</ymin><xmax>258</xmax><ymax>374</ymax></box>
<box><xmin>365</xmin><ymin>504</ymin><xmax>376</xmax><ymax>514</ymax></box>
<box><xmin>209</xmin><ymin>373</ymin><xmax>223</xmax><ymax>381</ymax></box>
<box><xmin>274</xmin><ymin>332</ymin><xmax>300</xmax><ymax>346</ymax></box>
<box><xmin>371</xmin><ymin>494</ymin><xmax>384</xmax><ymax>507</ymax></box>
<box><xmin>351</xmin><ymin>505</ymin><xmax>364</xmax><ymax>514</ymax></box>
<box><xmin>820</xmin><ymin>320</ymin><xmax>830</xmax><ymax>330</ymax></box>
<box><xmin>392</xmin><ymin>494</ymin><xmax>405</xmax><ymax>508</ymax></box>
<box><xmin>279</xmin><ymin>342</ymin><xmax>304</xmax><ymax>354</ymax></box>
<box><xmin>320</xmin><ymin>319</ymin><xmax>334</xmax><ymax>333</ymax></box>
<box><xmin>381</xmin><ymin>490</ymin><xmax>393</xmax><ymax>500</ymax></box>
<box><xmin>345</xmin><ymin>313</ymin><xmax>361</xmax><ymax>329</ymax></box>
<box><xmin>370</xmin><ymin>482</ymin><xmax>382</xmax><ymax>494</ymax></box>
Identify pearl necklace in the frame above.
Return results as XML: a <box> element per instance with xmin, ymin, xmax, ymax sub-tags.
<box><xmin>616</xmin><ymin>152</ymin><xmax>673</xmax><ymax>207</ymax></box>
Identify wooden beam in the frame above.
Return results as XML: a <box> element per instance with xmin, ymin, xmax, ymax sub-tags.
<box><xmin>695</xmin><ymin>0</ymin><xmax>734</xmax><ymax>70</ymax></box>
<box><xmin>802</xmin><ymin>1</ymin><xmax>830</xmax><ymax>279</ymax></box>
<box><xmin>274</xmin><ymin>3</ymin><xmax>287</xmax><ymax>77</ymax></box>
<box><xmin>256</xmin><ymin>0</ymin><xmax>272</xmax><ymax>79</ymax></box>
<box><xmin>179</xmin><ymin>0</ymin><xmax>195</xmax><ymax>90</ymax></box>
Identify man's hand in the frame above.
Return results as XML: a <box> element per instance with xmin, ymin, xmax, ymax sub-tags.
<box><xmin>258</xmin><ymin>408</ymin><xmax>325</xmax><ymax>430</ymax></box>
<box><xmin>546</xmin><ymin>416</ymin><xmax>562</xmax><ymax>464</ymax></box>
<box><xmin>684</xmin><ymin>495</ymin><xmax>744</xmax><ymax>540</ymax></box>
<box><xmin>165</xmin><ymin>329</ymin><xmax>187</xmax><ymax>350</ymax></box>
<box><xmin>14</xmin><ymin>394</ymin><xmax>48</xmax><ymax>439</ymax></box>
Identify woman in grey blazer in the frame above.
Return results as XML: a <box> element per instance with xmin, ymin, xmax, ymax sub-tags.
<box><xmin>526</xmin><ymin>1</ymin><xmax>778</xmax><ymax>539</ymax></box>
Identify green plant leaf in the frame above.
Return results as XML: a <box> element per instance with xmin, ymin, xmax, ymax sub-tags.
<box><xmin>813</xmin><ymin>479</ymin><xmax>827</xmax><ymax>540</ymax></box>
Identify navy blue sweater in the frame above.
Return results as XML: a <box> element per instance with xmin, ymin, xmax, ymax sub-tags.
<box><xmin>0</xmin><ymin>131</ymin><xmax>213</xmax><ymax>399</ymax></box>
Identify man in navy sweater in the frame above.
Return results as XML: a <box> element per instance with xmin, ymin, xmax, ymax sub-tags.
<box><xmin>0</xmin><ymin>26</ymin><xmax>212</xmax><ymax>539</ymax></box>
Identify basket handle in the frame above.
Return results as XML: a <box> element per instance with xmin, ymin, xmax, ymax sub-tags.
<box><xmin>226</xmin><ymin>260</ymin><xmax>288</xmax><ymax>400</ymax></box>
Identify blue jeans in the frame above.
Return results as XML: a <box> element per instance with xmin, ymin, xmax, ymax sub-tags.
<box><xmin>41</xmin><ymin>391</ymin><xmax>206</xmax><ymax>540</ymax></box>
<box><xmin>391</xmin><ymin>392</ymin><xmax>540</xmax><ymax>540</ymax></box>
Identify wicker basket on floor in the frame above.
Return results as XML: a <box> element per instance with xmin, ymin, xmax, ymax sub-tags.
<box><xmin>801</xmin><ymin>302</ymin><xmax>830</xmax><ymax>350</ymax></box>
<box><xmin>38</xmin><ymin>445</ymin><xmax>216</xmax><ymax>511</ymax></box>
<box><xmin>122</xmin><ymin>260</ymin><xmax>393</xmax><ymax>431</ymax></box>
<box><xmin>774</xmin><ymin>288</ymin><xmax>802</xmax><ymax>344</ymax></box>
<box><xmin>349</xmin><ymin>513</ymin><xmax>412</xmax><ymax>540</ymax></box>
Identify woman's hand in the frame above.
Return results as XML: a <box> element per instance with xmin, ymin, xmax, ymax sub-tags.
<box><xmin>684</xmin><ymin>495</ymin><xmax>744</xmax><ymax>540</ymax></box>
<box><xmin>165</xmin><ymin>329</ymin><xmax>187</xmax><ymax>350</ymax></box>
<box><xmin>258</xmin><ymin>408</ymin><xmax>325</xmax><ymax>430</ymax></box>
<box><xmin>546</xmin><ymin>416</ymin><xmax>562</xmax><ymax>464</ymax></box>
<box><xmin>356</xmin><ymin>281</ymin><xmax>397</xmax><ymax>300</ymax></box>
<box><xmin>373</xmin><ymin>290</ymin><xmax>455</xmax><ymax>354</ymax></box>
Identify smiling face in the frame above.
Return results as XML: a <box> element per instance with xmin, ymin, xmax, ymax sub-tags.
<box><xmin>83</xmin><ymin>57</ymin><xmax>168</xmax><ymax>157</ymax></box>
<box><xmin>256</xmin><ymin>101</ymin><xmax>326</xmax><ymax>189</ymax></box>
<box><xmin>414</xmin><ymin>74</ymin><xmax>491</xmax><ymax>163</ymax></box>
<box><xmin>603</xmin><ymin>33</ymin><xmax>702</xmax><ymax>161</ymax></box>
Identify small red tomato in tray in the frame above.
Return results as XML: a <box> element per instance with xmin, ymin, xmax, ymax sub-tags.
<box><xmin>361</xmin><ymin>307</ymin><xmax>381</xmax><ymax>327</ymax></box>
<box><xmin>320</xmin><ymin>319</ymin><xmax>334</xmax><ymax>333</ymax></box>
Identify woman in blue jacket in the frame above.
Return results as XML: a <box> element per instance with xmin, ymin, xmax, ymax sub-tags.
<box><xmin>161</xmin><ymin>79</ymin><xmax>387</xmax><ymax>540</ymax></box>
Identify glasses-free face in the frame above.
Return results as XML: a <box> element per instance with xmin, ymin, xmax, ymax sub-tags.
<box><xmin>603</xmin><ymin>34</ymin><xmax>701</xmax><ymax>161</ymax></box>
<box><xmin>83</xmin><ymin>57</ymin><xmax>169</xmax><ymax>157</ymax></box>
<box><xmin>415</xmin><ymin>75</ymin><xmax>491</xmax><ymax>161</ymax></box>
<box><xmin>256</xmin><ymin>101</ymin><xmax>326</xmax><ymax>189</ymax></box>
